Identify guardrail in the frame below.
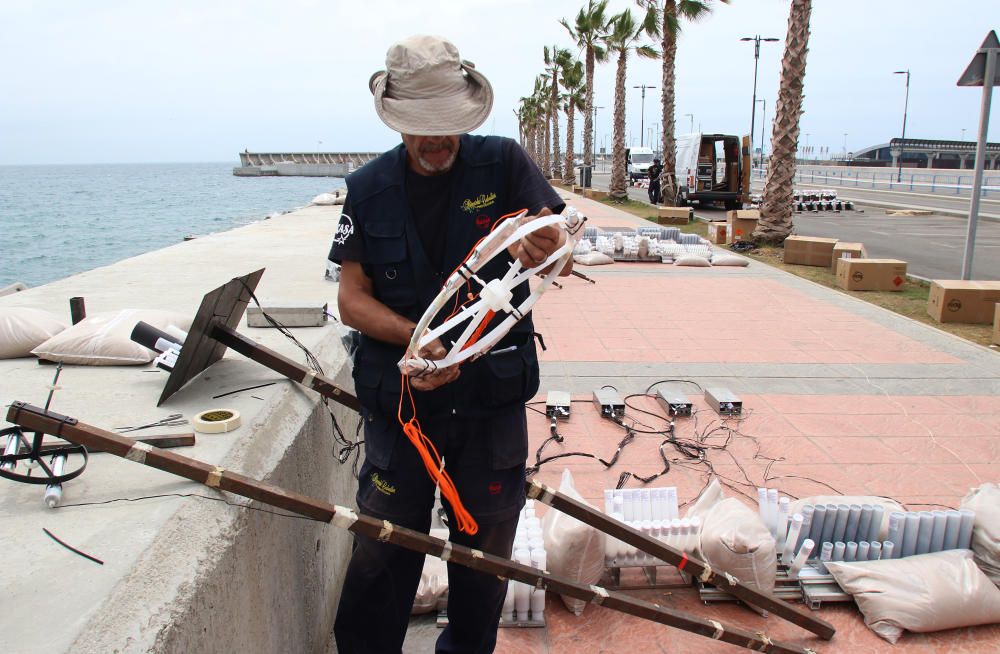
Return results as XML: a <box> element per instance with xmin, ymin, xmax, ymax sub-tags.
<box><xmin>751</xmin><ymin>167</ymin><xmax>1000</xmax><ymax>197</ymax></box>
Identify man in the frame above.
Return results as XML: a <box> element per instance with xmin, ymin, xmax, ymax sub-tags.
<box><xmin>329</xmin><ymin>35</ymin><xmax>571</xmax><ymax>653</ymax></box>
<box><xmin>647</xmin><ymin>157</ymin><xmax>663</xmax><ymax>205</ymax></box>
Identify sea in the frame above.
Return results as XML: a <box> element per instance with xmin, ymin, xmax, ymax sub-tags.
<box><xmin>0</xmin><ymin>162</ymin><xmax>346</xmax><ymax>288</ymax></box>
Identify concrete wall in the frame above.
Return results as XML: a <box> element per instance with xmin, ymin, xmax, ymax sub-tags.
<box><xmin>1</xmin><ymin>206</ymin><xmax>360</xmax><ymax>654</ymax></box>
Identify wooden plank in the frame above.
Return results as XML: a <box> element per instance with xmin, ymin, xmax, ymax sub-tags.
<box><xmin>6</xmin><ymin>402</ymin><xmax>822</xmax><ymax>654</ymax></box>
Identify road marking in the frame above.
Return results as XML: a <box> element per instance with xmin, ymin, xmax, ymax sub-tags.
<box><xmin>872</xmin><ymin>231</ymin><xmax>889</xmax><ymax>236</ymax></box>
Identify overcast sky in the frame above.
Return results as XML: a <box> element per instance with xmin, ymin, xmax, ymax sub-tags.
<box><xmin>1</xmin><ymin>1</ymin><xmax>996</xmax><ymax>165</ymax></box>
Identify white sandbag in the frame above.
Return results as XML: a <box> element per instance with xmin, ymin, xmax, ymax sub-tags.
<box><xmin>789</xmin><ymin>495</ymin><xmax>905</xmax><ymax>541</ymax></box>
<box><xmin>673</xmin><ymin>254</ymin><xmax>711</xmax><ymax>267</ymax></box>
<box><xmin>961</xmin><ymin>483</ymin><xmax>1000</xmax><ymax>586</ymax></box>
<box><xmin>311</xmin><ymin>191</ymin><xmax>347</xmax><ymax>206</ymax></box>
<box><xmin>573</xmin><ymin>251</ymin><xmax>614</xmax><ymax>266</ymax></box>
<box><xmin>0</xmin><ymin>307</ymin><xmax>67</xmax><ymax>358</ymax></box>
<box><xmin>826</xmin><ymin>550</ymin><xmax>1000</xmax><ymax>644</ymax></box>
<box><xmin>541</xmin><ymin>469</ymin><xmax>605</xmax><ymax>616</ymax></box>
<box><xmin>697</xmin><ymin>497</ymin><xmax>777</xmax><ymax>593</ymax></box>
<box><xmin>710</xmin><ymin>254</ymin><xmax>749</xmax><ymax>267</ymax></box>
<box><xmin>412</xmin><ymin>527</ymin><xmax>450</xmax><ymax>614</ymax></box>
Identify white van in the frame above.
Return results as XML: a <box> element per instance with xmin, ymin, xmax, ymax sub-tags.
<box><xmin>626</xmin><ymin>146</ymin><xmax>655</xmax><ymax>182</ymax></box>
<box><xmin>674</xmin><ymin>133</ymin><xmax>750</xmax><ymax>210</ymax></box>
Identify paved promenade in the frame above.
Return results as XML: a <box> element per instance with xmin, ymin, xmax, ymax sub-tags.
<box><xmin>484</xmin><ymin>191</ymin><xmax>1000</xmax><ymax>654</ymax></box>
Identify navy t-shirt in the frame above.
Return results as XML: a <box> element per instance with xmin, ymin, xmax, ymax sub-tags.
<box><xmin>329</xmin><ymin>138</ymin><xmax>563</xmax><ymax>273</ymax></box>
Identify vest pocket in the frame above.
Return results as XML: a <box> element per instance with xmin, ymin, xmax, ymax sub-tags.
<box><xmin>474</xmin><ymin>333</ymin><xmax>540</xmax><ymax>410</ymax></box>
<box><xmin>364</xmin><ymin>221</ymin><xmax>416</xmax><ymax>308</ymax></box>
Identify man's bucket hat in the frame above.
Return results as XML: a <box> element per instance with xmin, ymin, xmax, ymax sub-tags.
<box><xmin>369</xmin><ymin>35</ymin><xmax>493</xmax><ymax>136</ymax></box>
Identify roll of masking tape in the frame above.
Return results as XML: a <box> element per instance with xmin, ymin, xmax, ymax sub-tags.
<box><xmin>192</xmin><ymin>409</ymin><xmax>241</xmax><ymax>434</ymax></box>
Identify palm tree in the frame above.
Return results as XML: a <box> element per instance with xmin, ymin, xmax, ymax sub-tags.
<box><xmin>603</xmin><ymin>7</ymin><xmax>660</xmax><ymax>201</ymax></box>
<box><xmin>641</xmin><ymin>0</ymin><xmax>728</xmax><ymax>205</ymax></box>
<box><xmin>544</xmin><ymin>46</ymin><xmax>571</xmax><ymax>180</ymax></box>
<box><xmin>756</xmin><ymin>0</ymin><xmax>812</xmax><ymax>243</ymax></box>
<box><xmin>534</xmin><ymin>74</ymin><xmax>553</xmax><ymax>178</ymax></box>
<box><xmin>560</xmin><ymin>0</ymin><xmax>612</xmax><ymax>169</ymax></box>
<box><xmin>560</xmin><ymin>57</ymin><xmax>585</xmax><ymax>185</ymax></box>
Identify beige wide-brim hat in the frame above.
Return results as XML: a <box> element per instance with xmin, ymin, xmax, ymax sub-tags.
<box><xmin>369</xmin><ymin>35</ymin><xmax>493</xmax><ymax>136</ymax></box>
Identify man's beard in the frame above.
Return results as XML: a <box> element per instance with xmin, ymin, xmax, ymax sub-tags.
<box><xmin>416</xmin><ymin>143</ymin><xmax>458</xmax><ymax>174</ymax></box>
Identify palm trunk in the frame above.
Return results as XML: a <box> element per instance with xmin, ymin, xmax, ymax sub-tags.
<box><xmin>563</xmin><ymin>105</ymin><xmax>576</xmax><ymax>185</ymax></box>
<box><xmin>659</xmin><ymin>0</ymin><xmax>679</xmax><ymax>206</ymax></box>
<box><xmin>532</xmin><ymin>124</ymin><xmax>541</xmax><ymax>168</ymax></box>
<box><xmin>757</xmin><ymin>0</ymin><xmax>812</xmax><ymax>243</ymax></box>
<box><xmin>583</xmin><ymin>46</ymin><xmax>595</xmax><ymax>167</ymax></box>
<box><xmin>609</xmin><ymin>50</ymin><xmax>629</xmax><ymax>200</ymax></box>
<box><xmin>551</xmin><ymin>82</ymin><xmax>562</xmax><ymax>180</ymax></box>
<box><xmin>543</xmin><ymin>108</ymin><xmax>553</xmax><ymax>178</ymax></box>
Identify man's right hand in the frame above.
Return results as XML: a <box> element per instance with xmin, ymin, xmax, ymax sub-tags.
<box><xmin>408</xmin><ymin>337</ymin><xmax>460</xmax><ymax>391</ymax></box>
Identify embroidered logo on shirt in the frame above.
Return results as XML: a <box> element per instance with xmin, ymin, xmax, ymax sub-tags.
<box><xmin>371</xmin><ymin>472</ymin><xmax>397</xmax><ymax>496</ymax></box>
<box><xmin>461</xmin><ymin>192</ymin><xmax>497</xmax><ymax>213</ymax></box>
<box><xmin>475</xmin><ymin>214</ymin><xmax>491</xmax><ymax>229</ymax></box>
<box><xmin>488</xmin><ymin>481</ymin><xmax>502</xmax><ymax>495</ymax></box>
<box><xmin>333</xmin><ymin>213</ymin><xmax>354</xmax><ymax>245</ymax></box>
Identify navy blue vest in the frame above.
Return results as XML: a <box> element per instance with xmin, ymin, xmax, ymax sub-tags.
<box><xmin>346</xmin><ymin>135</ymin><xmax>540</xmax><ymax>423</ymax></box>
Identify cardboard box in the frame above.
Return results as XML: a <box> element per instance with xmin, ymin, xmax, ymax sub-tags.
<box><xmin>994</xmin><ymin>304</ymin><xmax>1000</xmax><ymax>345</ymax></box>
<box><xmin>726</xmin><ymin>210</ymin><xmax>759</xmax><ymax>242</ymax></box>
<box><xmin>707</xmin><ymin>222</ymin><xmax>730</xmax><ymax>244</ymax></box>
<box><xmin>927</xmin><ymin>280</ymin><xmax>1000</xmax><ymax>324</ymax></box>
<box><xmin>656</xmin><ymin>207</ymin><xmax>692</xmax><ymax>225</ymax></box>
<box><xmin>783</xmin><ymin>235</ymin><xmax>838</xmax><ymax>267</ymax></box>
<box><xmin>835</xmin><ymin>259</ymin><xmax>907</xmax><ymax>292</ymax></box>
<box><xmin>831</xmin><ymin>242</ymin><xmax>868</xmax><ymax>273</ymax></box>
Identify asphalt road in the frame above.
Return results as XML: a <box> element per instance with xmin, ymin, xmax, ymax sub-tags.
<box><xmin>587</xmin><ymin>171</ymin><xmax>1000</xmax><ymax>280</ymax></box>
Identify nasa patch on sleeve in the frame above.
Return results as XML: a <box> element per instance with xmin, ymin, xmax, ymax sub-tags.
<box><xmin>333</xmin><ymin>213</ymin><xmax>355</xmax><ymax>245</ymax></box>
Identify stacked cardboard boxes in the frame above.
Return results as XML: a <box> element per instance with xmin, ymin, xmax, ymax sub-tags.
<box><xmin>927</xmin><ymin>281</ymin><xmax>1000</xmax><ymax>324</ymax></box>
<box><xmin>783</xmin><ymin>235</ymin><xmax>839</xmax><ymax>267</ymax></box>
<box><xmin>657</xmin><ymin>207</ymin><xmax>693</xmax><ymax>225</ymax></box>
<box><xmin>831</xmin><ymin>242</ymin><xmax>868</xmax><ymax>273</ymax></box>
<box><xmin>726</xmin><ymin>209</ymin><xmax>759</xmax><ymax>242</ymax></box>
<box><xmin>836</xmin><ymin>259</ymin><xmax>908</xmax><ymax>292</ymax></box>
<box><xmin>707</xmin><ymin>222</ymin><xmax>730</xmax><ymax>244</ymax></box>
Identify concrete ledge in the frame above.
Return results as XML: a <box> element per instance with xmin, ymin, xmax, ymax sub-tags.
<box><xmin>1</xmin><ymin>206</ymin><xmax>360</xmax><ymax>653</ymax></box>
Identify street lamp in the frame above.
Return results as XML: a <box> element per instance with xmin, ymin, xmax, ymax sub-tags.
<box><xmin>632</xmin><ymin>84</ymin><xmax>656</xmax><ymax>146</ymax></box>
<box><xmin>740</xmin><ymin>35</ymin><xmax>779</xmax><ymax>155</ymax></box>
<box><xmin>683</xmin><ymin>113</ymin><xmax>694</xmax><ymax>134</ymax></box>
<box><xmin>961</xmin><ymin>128</ymin><xmax>966</xmax><ymax>141</ymax></box>
<box><xmin>893</xmin><ymin>69</ymin><xmax>910</xmax><ymax>182</ymax></box>
<box><xmin>592</xmin><ymin>105</ymin><xmax>604</xmax><ymax>165</ymax></box>
<box><xmin>843</xmin><ymin>133</ymin><xmax>848</xmax><ymax>159</ymax></box>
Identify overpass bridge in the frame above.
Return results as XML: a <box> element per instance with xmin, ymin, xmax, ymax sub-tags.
<box><xmin>233</xmin><ymin>151</ymin><xmax>383</xmax><ymax>177</ymax></box>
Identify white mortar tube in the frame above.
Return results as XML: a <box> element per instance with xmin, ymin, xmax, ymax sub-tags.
<box><xmin>958</xmin><ymin>510</ymin><xmax>976</xmax><ymax>550</ymax></box>
<box><xmin>530</xmin><ymin>551</ymin><xmax>546</xmax><ymax>621</ymax></box>
<box><xmin>929</xmin><ymin>510</ymin><xmax>948</xmax><ymax>553</ymax></box>
<box><xmin>787</xmin><ymin>539</ymin><xmax>815</xmax><ymax>579</ymax></box>
<box><xmin>783</xmin><ymin>513</ymin><xmax>804</xmax><ymax>563</ymax></box>
<box><xmin>513</xmin><ymin>548</ymin><xmax>531</xmax><ymax>620</ymax></box>
<box><xmin>776</xmin><ymin>497</ymin><xmax>790</xmax><ymax>550</ymax></box>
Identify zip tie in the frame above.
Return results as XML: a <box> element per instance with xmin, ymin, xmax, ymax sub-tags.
<box><xmin>302</xmin><ymin>369</ymin><xmax>317</xmax><ymax>387</ymax></box>
<box><xmin>724</xmin><ymin>571</ymin><xmax>740</xmax><ymax>587</ymax></box>
<box><xmin>471</xmin><ymin>548</ymin><xmax>484</xmax><ymax>560</ymax></box>
<box><xmin>698</xmin><ymin>563</ymin><xmax>714</xmax><ymax>583</ymax></box>
<box><xmin>527</xmin><ymin>479</ymin><xmax>552</xmax><ymax>502</ymax></box>
<box><xmin>709</xmin><ymin>619</ymin><xmax>724</xmax><ymax>640</ymax></box>
<box><xmin>205</xmin><ymin>466</ymin><xmax>225</xmax><ymax>488</ymax></box>
<box><xmin>331</xmin><ymin>506</ymin><xmax>358</xmax><ymax>530</ymax></box>
<box><xmin>124</xmin><ymin>441</ymin><xmax>154</xmax><ymax>464</ymax></box>
<box><xmin>677</xmin><ymin>553</ymin><xmax>689</xmax><ymax>571</ymax></box>
<box><xmin>590</xmin><ymin>585</ymin><xmax>609</xmax><ymax>605</ymax></box>
<box><xmin>378</xmin><ymin>520</ymin><xmax>393</xmax><ymax>542</ymax></box>
<box><xmin>441</xmin><ymin>541</ymin><xmax>453</xmax><ymax>562</ymax></box>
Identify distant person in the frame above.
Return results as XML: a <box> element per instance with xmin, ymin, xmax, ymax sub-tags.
<box><xmin>648</xmin><ymin>157</ymin><xmax>663</xmax><ymax>205</ymax></box>
<box><xmin>328</xmin><ymin>35</ymin><xmax>571</xmax><ymax>653</ymax></box>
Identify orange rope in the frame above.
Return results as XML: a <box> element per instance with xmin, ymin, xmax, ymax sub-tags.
<box><xmin>397</xmin><ymin>373</ymin><xmax>478</xmax><ymax>535</ymax></box>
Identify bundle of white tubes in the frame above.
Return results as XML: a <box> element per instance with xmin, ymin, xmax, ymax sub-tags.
<box><xmin>502</xmin><ymin>500</ymin><xmax>547</xmax><ymax>624</ymax></box>
<box><xmin>757</xmin><ymin>488</ymin><xmax>977</xmax><ymax>570</ymax></box>
<box><xmin>602</xmin><ymin>486</ymin><xmax>697</xmax><ymax>567</ymax></box>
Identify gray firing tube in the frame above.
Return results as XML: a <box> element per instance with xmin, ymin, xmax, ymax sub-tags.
<box><xmin>832</xmin><ymin>541</ymin><xmax>846</xmax><ymax>562</ymax></box>
<box><xmin>857</xmin><ymin>504</ymin><xmax>874</xmax><ymax>546</ymax></box>
<box><xmin>869</xmin><ymin>540</ymin><xmax>882</xmax><ymax>560</ymax></box>
<box><xmin>958</xmin><ymin>509</ymin><xmax>976</xmax><ymax>550</ymax></box>
<box><xmin>943</xmin><ymin>510</ymin><xmax>962</xmax><ymax>550</ymax></box>
<box><xmin>868</xmin><ymin>505</ymin><xmax>885</xmax><ymax>542</ymax></box>
<box><xmin>930</xmin><ymin>510</ymin><xmax>948</xmax><ymax>553</ymax></box>
<box><xmin>831</xmin><ymin>504</ymin><xmax>850</xmax><ymax>544</ymax></box>
<box><xmin>901</xmin><ymin>513</ymin><xmax>920</xmax><ymax>558</ymax></box>
<box><xmin>886</xmin><ymin>511</ymin><xmax>905</xmax><ymax>547</ymax></box>
<box><xmin>820</xmin><ymin>504</ymin><xmax>838</xmax><ymax>545</ymax></box>
<box><xmin>810</xmin><ymin>504</ymin><xmax>828</xmax><ymax>544</ymax></box>
<box><xmin>818</xmin><ymin>541</ymin><xmax>834</xmax><ymax>574</ymax></box>
<box><xmin>857</xmin><ymin>541</ymin><xmax>871</xmax><ymax>561</ymax></box>
<box><xmin>797</xmin><ymin>505</ymin><xmax>814</xmax><ymax>553</ymax></box>
<box><xmin>881</xmin><ymin>540</ymin><xmax>895</xmax><ymax>560</ymax></box>
<box><xmin>844</xmin><ymin>541</ymin><xmax>858</xmax><ymax>562</ymax></box>
<box><xmin>915</xmin><ymin>512</ymin><xmax>935</xmax><ymax>555</ymax></box>
<box><xmin>845</xmin><ymin>504</ymin><xmax>862</xmax><ymax>543</ymax></box>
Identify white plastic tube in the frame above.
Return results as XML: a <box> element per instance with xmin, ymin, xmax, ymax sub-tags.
<box><xmin>844</xmin><ymin>541</ymin><xmax>858</xmax><ymax>562</ymax></box>
<box><xmin>604</xmin><ymin>490</ymin><xmax>615</xmax><ymax>514</ymax></box>
<box><xmin>901</xmin><ymin>513</ymin><xmax>920</xmax><ymax>558</ymax></box>
<box><xmin>688</xmin><ymin>516</ymin><xmax>702</xmax><ymax>554</ymax></box>
<box><xmin>915</xmin><ymin>512</ymin><xmax>935</xmax><ymax>555</ymax></box>
<box><xmin>787</xmin><ymin>539</ymin><xmax>815</xmax><ymax>579</ymax></box>
<box><xmin>530</xmin><ymin>551</ymin><xmax>547</xmax><ymax>620</ymax></box>
<box><xmin>881</xmin><ymin>540</ymin><xmax>895</xmax><ymax>560</ymax></box>
<box><xmin>666</xmin><ymin>487</ymin><xmax>678</xmax><ymax>521</ymax></box>
<box><xmin>623</xmin><ymin>490</ymin><xmax>636</xmax><ymax>522</ymax></box>
<box><xmin>857</xmin><ymin>540</ymin><xmax>870</xmax><ymax>561</ymax></box>
<box><xmin>766</xmin><ymin>489</ymin><xmax>779</xmax><ymax>537</ymax></box>
<box><xmin>868</xmin><ymin>505</ymin><xmax>885</xmax><ymax>542</ymax></box>
<box><xmin>943</xmin><ymin>510</ymin><xmax>962</xmax><ymax>550</ymax></box>
<box><xmin>502</xmin><ymin>582</ymin><xmax>515</xmax><ymax>622</ymax></box>
<box><xmin>958</xmin><ymin>510</ymin><xmax>976</xmax><ymax>550</ymax></box>
<box><xmin>513</xmin><ymin>549</ymin><xmax>531</xmax><ymax>619</ymax></box>
<box><xmin>832</xmin><ymin>541</ymin><xmax>846</xmax><ymax>562</ymax></box>
<box><xmin>757</xmin><ymin>487</ymin><xmax>769</xmax><ymax>528</ymax></box>
<box><xmin>820</xmin><ymin>504</ymin><xmax>838</xmax><ymax>544</ymax></box>
<box><xmin>857</xmin><ymin>504</ymin><xmax>874</xmax><ymax>545</ymax></box>
<box><xmin>776</xmin><ymin>497</ymin><xmax>790</xmax><ymax>549</ymax></box>
<box><xmin>930</xmin><ymin>510</ymin><xmax>948</xmax><ymax>553</ymax></box>
<box><xmin>887</xmin><ymin>511</ymin><xmax>905</xmax><ymax>547</ymax></box>
<box><xmin>651</xmin><ymin>488</ymin><xmax>665</xmax><ymax>521</ymax></box>
<box><xmin>798</xmin><ymin>505</ymin><xmax>814</xmax><ymax>553</ymax></box>
<box><xmin>869</xmin><ymin>540</ymin><xmax>882</xmax><ymax>560</ymax></box>
<box><xmin>43</xmin><ymin>454</ymin><xmax>66</xmax><ymax>508</ymax></box>
<box><xmin>810</xmin><ymin>504</ymin><xmax>828</xmax><ymax>544</ymax></box>
<box><xmin>845</xmin><ymin>504</ymin><xmax>862</xmax><ymax>543</ymax></box>
<box><xmin>831</xmin><ymin>505</ymin><xmax>850</xmax><ymax>544</ymax></box>
<box><xmin>783</xmin><ymin>513</ymin><xmax>804</xmax><ymax>563</ymax></box>
<box><xmin>818</xmin><ymin>541</ymin><xmax>834</xmax><ymax>574</ymax></box>
<box><xmin>641</xmin><ymin>489</ymin><xmax>653</xmax><ymax>522</ymax></box>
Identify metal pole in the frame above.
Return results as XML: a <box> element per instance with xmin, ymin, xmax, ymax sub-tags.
<box><xmin>633</xmin><ymin>85</ymin><xmax>655</xmax><ymax>147</ymax></box>
<box><xmin>895</xmin><ymin>70</ymin><xmax>910</xmax><ymax>182</ymax></box>
<box><xmin>961</xmin><ymin>48</ymin><xmax>996</xmax><ymax>280</ymax></box>
<box><xmin>750</xmin><ymin>38</ymin><xmax>760</xmax><ymax>152</ymax></box>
